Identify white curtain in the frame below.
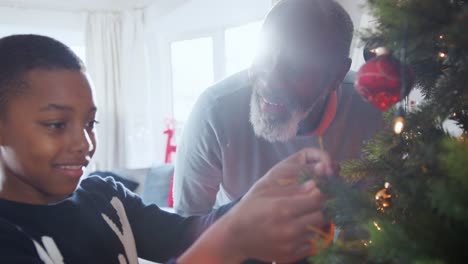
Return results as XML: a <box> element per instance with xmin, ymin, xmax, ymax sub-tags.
<box><xmin>86</xmin><ymin>10</ymin><xmax>154</xmax><ymax>170</ymax></box>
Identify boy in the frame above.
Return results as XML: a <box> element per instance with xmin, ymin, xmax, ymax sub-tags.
<box><xmin>0</xmin><ymin>34</ymin><xmax>334</xmax><ymax>264</ymax></box>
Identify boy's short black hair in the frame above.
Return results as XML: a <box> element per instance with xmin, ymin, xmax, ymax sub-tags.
<box><xmin>0</xmin><ymin>34</ymin><xmax>83</xmax><ymax>115</ymax></box>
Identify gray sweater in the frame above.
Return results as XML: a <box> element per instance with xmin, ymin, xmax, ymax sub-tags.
<box><xmin>174</xmin><ymin>70</ymin><xmax>383</xmax><ymax>216</ymax></box>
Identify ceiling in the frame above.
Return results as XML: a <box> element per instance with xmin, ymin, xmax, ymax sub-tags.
<box><xmin>0</xmin><ymin>0</ymin><xmax>162</xmax><ymax>11</ymax></box>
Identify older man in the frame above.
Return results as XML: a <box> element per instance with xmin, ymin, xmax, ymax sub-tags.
<box><xmin>174</xmin><ymin>0</ymin><xmax>383</xmax><ymax>216</ymax></box>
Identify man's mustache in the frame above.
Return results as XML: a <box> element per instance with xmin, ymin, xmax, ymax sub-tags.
<box><xmin>256</xmin><ymin>89</ymin><xmax>308</xmax><ymax>113</ymax></box>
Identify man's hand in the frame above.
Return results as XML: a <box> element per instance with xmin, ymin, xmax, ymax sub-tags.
<box><xmin>177</xmin><ymin>148</ymin><xmax>337</xmax><ymax>264</ymax></box>
<box><xmin>221</xmin><ymin>148</ymin><xmax>336</xmax><ymax>263</ymax></box>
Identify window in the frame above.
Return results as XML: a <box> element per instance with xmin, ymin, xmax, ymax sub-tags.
<box><xmin>171</xmin><ymin>37</ymin><xmax>214</xmax><ymax>125</ymax></box>
<box><xmin>170</xmin><ymin>20</ymin><xmax>263</xmax><ymax>129</ymax></box>
<box><xmin>224</xmin><ymin>21</ymin><xmax>263</xmax><ymax>76</ymax></box>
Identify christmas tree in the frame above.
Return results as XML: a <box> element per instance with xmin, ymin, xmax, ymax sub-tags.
<box><xmin>309</xmin><ymin>0</ymin><xmax>468</xmax><ymax>263</ymax></box>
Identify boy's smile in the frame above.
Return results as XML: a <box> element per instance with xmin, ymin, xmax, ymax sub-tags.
<box><xmin>0</xmin><ymin>69</ymin><xmax>97</xmax><ymax>205</ymax></box>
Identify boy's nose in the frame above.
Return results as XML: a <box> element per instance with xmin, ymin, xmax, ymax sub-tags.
<box><xmin>71</xmin><ymin>128</ymin><xmax>94</xmax><ymax>154</ymax></box>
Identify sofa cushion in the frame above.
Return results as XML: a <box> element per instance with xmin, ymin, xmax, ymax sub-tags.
<box><xmin>112</xmin><ymin>168</ymin><xmax>150</xmax><ymax>195</ymax></box>
<box><xmin>141</xmin><ymin>164</ymin><xmax>174</xmax><ymax>207</ymax></box>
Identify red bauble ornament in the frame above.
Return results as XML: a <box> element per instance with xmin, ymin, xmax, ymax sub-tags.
<box><xmin>355</xmin><ymin>54</ymin><xmax>413</xmax><ymax>111</ymax></box>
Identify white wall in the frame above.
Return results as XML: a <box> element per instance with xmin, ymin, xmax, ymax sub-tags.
<box><xmin>336</xmin><ymin>0</ymin><xmax>366</xmax><ymax>35</ymax></box>
<box><xmin>0</xmin><ymin>6</ymin><xmax>85</xmax><ymax>47</ymax></box>
<box><xmin>152</xmin><ymin>0</ymin><xmax>271</xmax><ymax>37</ymax></box>
<box><xmin>334</xmin><ymin>0</ymin><xmax>368</xmax><ymax>71</ymax></box>
<box><xmin>145</xmin><ymin>0</ymin><xmax>189</xmax><ymax>21</ymax></box>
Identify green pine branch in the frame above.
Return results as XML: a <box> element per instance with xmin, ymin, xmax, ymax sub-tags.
<box><xmin>309</xmin><ymin>1</ymin><xmax>468</xmax><ymax>263</ymax></box>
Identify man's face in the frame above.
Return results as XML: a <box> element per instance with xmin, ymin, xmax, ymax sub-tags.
<box><xmin>249</xmin><ymin>33</ymin><xmax>345</xmax><ymax>142</ymax></box>
<box><xmin>0</xmin><ymin>69</ymin><xmax>97</xmax><ymax>204</ymax></box>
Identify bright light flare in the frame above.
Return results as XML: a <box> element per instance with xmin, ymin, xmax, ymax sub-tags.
<box><xmin>393</xmin><ymin>116</ymin><xmax>405</xmax><ymax>134</ymax></box>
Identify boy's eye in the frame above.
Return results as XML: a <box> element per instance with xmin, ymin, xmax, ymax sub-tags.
<box><xmin>45</xmin><ymin>122</ymin><xmax>66</xmax><ymax>130</ymax></box>
<box><xmin>86</xmin><ymin>120</ymin><xmax>99</xmax><ymax>129</ymax></box>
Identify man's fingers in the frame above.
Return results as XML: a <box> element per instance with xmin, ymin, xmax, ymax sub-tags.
<box><xmin>269</xmin><ymin>165</ymin><xmax>329</xmax><ymax>186</ymax></box>
<box><xmin>296</xmin><ymin>211</ymin><xmax>327</xmax><ymax>232</ymax></box>
<box><xmin>272</xmin><ymin>211</ymin><xmax>328</xmax><ymax>263</ymax></box>
<box><xmin>262</xmin><ymin>182</ymin><xmax>313</xmax><ymax>197</ymax></box>
<box><xmin>289</xmin><ymin>213</ymin><xmax>329</xmax><ymax>260</ymax></box>
<box><xmin>279</xmin><ymin>148</ymin><xmax>335</xmax><ymax>176</ymax></box>
<box><xmin>312</xmin><ymin>160</ymin><xmax>340</xmax><ymax>177</ymax></box>
<box><xmin>283</xmin><ymin>148</ymin><xmax>332</xmax><ymax>166</ymax></box>
<box><xmin>278</xmin><ymin>188</ymin><xmax>325</xmax><ymax>217</ymax></box>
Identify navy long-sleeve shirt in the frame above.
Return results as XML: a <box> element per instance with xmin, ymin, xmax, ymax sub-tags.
<box><xmin>0</xmin><ymin>176</ymin><xmax>235</xmax><ymax>264</ymax></box>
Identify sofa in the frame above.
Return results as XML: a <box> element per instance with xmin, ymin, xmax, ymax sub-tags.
<box><xmin>88</xmin><ymin>164</ymin><xmax>174</xmax><ymax>211</ymax></box>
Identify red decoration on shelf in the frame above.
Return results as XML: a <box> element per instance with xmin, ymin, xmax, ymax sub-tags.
<box><xmin>355</xmin><ymin>54</ymin><xmax>413</xmax><ymax>111</ymax></box>
<box><xmin>163</xmin><ymin>118</ymin><xmax>177</xmax><ymax>208</ymax></box>
<box><xmin>163</xmin><ymin>119</ymin><xmax>177</xmax><ymax>164</ymax></box>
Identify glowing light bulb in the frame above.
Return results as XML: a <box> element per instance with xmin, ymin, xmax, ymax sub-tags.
<box><xmin>393</xmin><ymin>116</ymin><xmax>405</xmax><ymax>134</ymax></box>
<box><xmin>373</xmin><ymin>221</ymin><xmax>382</xmax><ymax>231</ymax></box>
<box><xmin>438</xmin><ymin>52</ymin><xmax>447</xmax><ymax>58</ymax></box>
<box><xmin>375</xmin><ymin>47</ymin><xmax>389</xmax><ymax>56</ymax></box>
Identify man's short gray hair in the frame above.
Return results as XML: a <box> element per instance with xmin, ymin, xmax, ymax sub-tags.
<box><xmin>264</xmin><ymin>0</ymin><xmax>354</xmax><ymax>58</ymax></box>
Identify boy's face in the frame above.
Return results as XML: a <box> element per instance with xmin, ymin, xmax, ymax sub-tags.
<box><xmin>0</xmin><ymin>69</ymin><xmax>97</xmax><ymax>204</ymax></box>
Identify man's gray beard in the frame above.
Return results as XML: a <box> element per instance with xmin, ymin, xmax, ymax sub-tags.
<box><xmin>249</xmin><ymin>92</ymin><xmax>308</xmax><ymax>142</ymax></box>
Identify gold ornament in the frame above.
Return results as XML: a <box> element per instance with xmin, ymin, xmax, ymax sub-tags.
<box><xmin>375</xmin><ymin>182</ymin><xmax>392</xmax><ymax>211</ymax></box>
<box><xmin>421</xmin><ymin>164</ymin><xmax>428</xmax><ymax>174</ymax></box>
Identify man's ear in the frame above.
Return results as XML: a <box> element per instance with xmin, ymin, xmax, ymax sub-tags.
<box><xmin>330</xmin><ymin>58</ymin><xmax>352</xmax><ymax>91</ymax></box>
<box><xmin>0</xmin><ymin>119</ymin><xmax>4</xmax><ymax>146</ymax></box>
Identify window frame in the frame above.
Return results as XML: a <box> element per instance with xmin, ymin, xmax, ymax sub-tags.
<box><xmin>167</xmin><ymin>20</ymin><xmax>263</xmax><ymax>126</ymax></box>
